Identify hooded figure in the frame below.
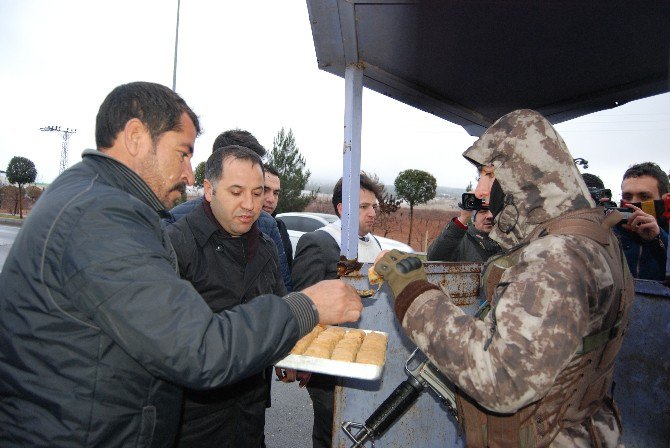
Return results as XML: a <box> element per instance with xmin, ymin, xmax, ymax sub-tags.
<box><xmin>380</xmin><ymin>110</ymin><xmax>634</xmax><ymax>447</ymax></box>
<box><xmin>464</xmin><ymin>109</ymin><xmax>594</xmax><ymax>249</ymax></box>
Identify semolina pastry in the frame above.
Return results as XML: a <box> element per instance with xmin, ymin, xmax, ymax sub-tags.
<box><xmin>290</xmin><ymin>325</ymin><xmax>326</xmax><ymax>354</ymax></box>
<box><xmin>367</xmin><ymin>266</ymin><xmax>384</xmax><ymax>285</ymax></box>
<box><xmin>287</xmin><ymin>326</ymin><xmax>386</xmax><ymax>365</ymax></box>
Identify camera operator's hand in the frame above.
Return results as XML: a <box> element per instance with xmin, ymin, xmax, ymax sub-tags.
<box><xmin>373</xmin><ymin>249</ymin><xmax>427</xmax><ymax>298</ymax></box>
<box><xmin>622</xmin><ymin>203</ymin><xmax>660</xmax><ymax>241</ymax></box>
<box><xmin>457</xmin><ymin>210</ymin><xmax>473</xmax><ymax>227</ymax></box>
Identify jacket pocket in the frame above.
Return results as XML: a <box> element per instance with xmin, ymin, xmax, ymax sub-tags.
<box><xmin>137</xmin><ymin>405</ymin><xmax>156</xmax><ymax>448</ymax></box>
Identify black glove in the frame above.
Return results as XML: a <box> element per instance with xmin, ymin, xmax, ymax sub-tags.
<box><xmin>374</xmin><ymin>250</ymin><xmax>427</xmax><ymax>298</ymax></box>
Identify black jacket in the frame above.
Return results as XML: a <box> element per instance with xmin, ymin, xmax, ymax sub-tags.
<box><xmin>292</xmin><ymin>230</ymin><xmax>341</xmax><ymax>290</ymax></box>
<box><xmin>167</xmin><ymin>198</ymin><xmax>293</xmax><ymax>291</ymax></box>
<box><xmin>167</xmin><ymin>202</ymin><xmax>287</xmax><ymax>447</ymax></box>
<box><xmin>167</xmin><ymin>203</ymin><xmax>286</xmax><ymax>312</ymax></box>
<box><xmin>427</xmin><ymin>218</ymin><xmax>501</xmax><ymax>262</ymax></box>
<box><xmin>0</xmin><ymin>150</ymin><xmax>315</xmax><ymax>447</ymax></box>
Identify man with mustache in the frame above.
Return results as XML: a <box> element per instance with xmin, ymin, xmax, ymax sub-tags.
<box><xmin>0</xmin><ymin>82</ymin><xmax>363</xmax><ymax>447</ymax></box>
<box><xmin>167</xmin><ymin>145</ymin><xmax>283</xmax><ymax>447</ymax></box>
<box><xmin>427</xmin><ymin>205</ymin><xmax>501</xmax><ymax>262</ymax></box>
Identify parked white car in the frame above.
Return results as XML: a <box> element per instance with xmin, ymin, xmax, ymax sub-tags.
<box><xmin>277</xmin><ymin>212</ymin><xmax>414</xmax><ymax>254</ymax></box>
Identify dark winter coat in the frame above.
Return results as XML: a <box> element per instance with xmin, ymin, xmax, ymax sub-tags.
<box><xmin>167</xmin><ymin>202</ymin><xmax>287</xmax><ymax>447</ymax></box>
<box><xmin>292</xmin><ymin>230</ymin><xmax>341</xmax><ymax>290</ymax></box>
<box><xmin>167</xmin><ymin>197</ymin><xmax>293</xmax><ymax>291</ymax></box>
<box><xmin>0</xmin><ymin>150</ymin><xmax>315</xmax><ymax>448</ymax></box>
<box><xmin>427</xmin><ymin>217</ymin><xmax>501</xmax><ymax>262</ymax></box>
<box><xmin>614</xmin><ymin>224</ymin><xmax>668</xmax><ymax>281</ymax></box>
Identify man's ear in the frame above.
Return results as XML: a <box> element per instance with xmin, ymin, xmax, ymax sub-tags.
<box><xmin>337</xmin><ymin>202</ymin><xmax>343</xmax><ymax>217</ymax></box>
<box><xmin>123</xmin><ymin>118</ymin><xmax>150</xmax><ymax>158</ymax></box>
<box><xmin>204</xmin><ymin>179</ymin><xmax>214</xmax><ymax>202</ymax></box>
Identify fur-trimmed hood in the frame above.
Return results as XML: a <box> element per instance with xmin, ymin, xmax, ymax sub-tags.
<box><xmin>463</xmin><ymin>109</ymin><xmax>594</xmax><ymax>249</ymax></box>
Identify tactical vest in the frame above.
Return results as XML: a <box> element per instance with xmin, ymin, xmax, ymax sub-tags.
<box><xmin>456</xmin><ymin>208</ymin><xmax>634</xmax><ymax>448</ymax></box>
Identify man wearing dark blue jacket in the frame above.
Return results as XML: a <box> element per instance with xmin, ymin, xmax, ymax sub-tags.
<box><xmin>0</xmin><ymin>82</ymin><xmax>362</xmax><ymax>447</ymax></box>
<box><xmin>614</xmin><ymin>162</ymin><xmax>669</xmax><ymax>280</ymax></box>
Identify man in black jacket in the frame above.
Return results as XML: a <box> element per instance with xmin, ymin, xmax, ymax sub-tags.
<box><xmin>166</xmin><ymin>129</ymin><xmax>293</xmax><ymax>291</ymax></box>
<box><xmin>0</xmin><ymin>81</ymin><xmax>363</xmax><ymax>447</ymax></box>
<box><xmin>290</xmin><ymin>173</ymin><xmax>383</xmax><ymax>448</ymax></box>
<box><xmin>427</xmin><ymin>206</ymin><xmax>500</xmax><ymax>262</ymax></box>
<box><xmin>167</xmin><ymin>146</ymin><xmax>285</xmax><ymax>447</ymax></box>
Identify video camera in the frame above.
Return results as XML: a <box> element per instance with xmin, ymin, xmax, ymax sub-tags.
<box><xmin>588</xmin><ymin>187</ymin><xmax>616</xmax><ymax>207</ymax></box>
<box><xmin>460</xmin><ymin>193</ymin><xmax>486</xmax><ymax>211</ymax></box>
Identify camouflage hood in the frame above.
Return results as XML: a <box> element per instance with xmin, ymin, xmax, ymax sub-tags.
<box><xmin>462</xmin><ymin>109</ymin><xmax>594</xmax><ymax>249</ymax></box>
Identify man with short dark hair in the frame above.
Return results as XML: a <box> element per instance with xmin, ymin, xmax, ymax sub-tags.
<box><xmin>213</xmin><ymin>129</ymin><xmax>267</xmax><ymax>158</ymax></box>
<box><xmin>0</xmin><ymin>81</ymin><xmax>363</xmax><ymax>447</ymax></box>
<box><xmin>615</xmin><ymin>161</ymin><xmax>669</xmax><ymax>280</ymax></box>
<box><xmin>167</xmin><ymin>129</ymin><xmax>293</xmax><ymax>291</ymax></box>
<box><xmin>427</xmin><ymin>207</ymin><xmax>501</xmax><ymax>262</ymax></box>
<box><xmin>289</xmin><ymin>173</ymin><xmax>383</xmax><ymax>448</ymax></box>
<box><xmin>264</xmin><ymin>164</ymin><xmax>293</xmax><ymax>270</ymax></box>
<box><xmin>167</xmin><ymin>146</ymin><xmax>283</xmax><ymax>447</ymax></box>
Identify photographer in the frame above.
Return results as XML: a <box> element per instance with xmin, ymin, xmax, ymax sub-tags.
<box><xmin>614</xmin><ymin>162</ymin><xmax>669</xmax><ymax>280</ymax></box>
<box><xmin>427</xmin><ymin>198</ymin><xmax>500</xmax><ymax>262</ymax></box>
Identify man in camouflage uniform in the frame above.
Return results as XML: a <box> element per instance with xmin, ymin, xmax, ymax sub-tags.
<box><xmin>374</xmin><ymin>109</ymin><xmax>633</xmax><ymax>447</ymax></box>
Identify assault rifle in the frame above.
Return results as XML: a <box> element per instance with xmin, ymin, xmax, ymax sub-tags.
<box><xmin>341</xmin><ymin>349</ymin><xmax>457</xmax><ymax>447</ymax></box>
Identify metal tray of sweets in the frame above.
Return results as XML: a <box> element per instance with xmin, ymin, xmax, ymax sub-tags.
<box><xmin>274</xmin><ymin>329</ymin><xmax>387</xmax><ymax>381</ymax></box>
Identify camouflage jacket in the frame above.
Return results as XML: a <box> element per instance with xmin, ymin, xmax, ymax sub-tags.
<box><xmin>397</xmin><ymin>110</ymin><xmax>631</xmax><ymax>447</ymax></box>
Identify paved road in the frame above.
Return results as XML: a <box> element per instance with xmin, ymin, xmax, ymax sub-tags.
<box><xmin>0</xmin><ymin>224</ymin><xmax>20</xmax><ymax>271</ymax></box>
<box><xmin>0</xmin><ymin>224</ymin><xmax>316</xmax><ymax>446</ymax></box>
<box><xmin>266</xmin><ymin>379</ymin><xmax>315</xmax><ymax>447</ymax></box>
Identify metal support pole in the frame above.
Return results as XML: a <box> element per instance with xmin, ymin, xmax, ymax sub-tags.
<box><xmin>341</xmin><ymin>64</ymin><xmax>363</xmax><ymax>259</ymax></box>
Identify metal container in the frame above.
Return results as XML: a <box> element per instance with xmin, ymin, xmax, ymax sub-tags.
<box><xmin>335</xmin><ymin>261</ymin><xmax>481</xmax><ymax>448</ymax></box>
<box><xmin>613</xmin><ymin>279</ymin><xmax>670</xmax><ymax>447</ymax></box>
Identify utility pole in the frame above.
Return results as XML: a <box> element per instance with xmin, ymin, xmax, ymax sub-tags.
<box><xmin>40</xmin><ymin>125</ymin><xmax>77</xmax><ymax>174</ymax></box>
<box><xmin>172</xmin><ymin>0</ymin><xmax>181</xmax><ymax>91</ymax></box>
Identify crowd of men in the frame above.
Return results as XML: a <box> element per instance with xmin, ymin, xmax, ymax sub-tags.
<box><xmin>0</xmin><ymin>81</ymin><xmax>667</xmax><ymax>447</ymax></box>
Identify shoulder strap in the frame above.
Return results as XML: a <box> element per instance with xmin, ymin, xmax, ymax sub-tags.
<box><xmin>528</xmin><ymin>207</ymin><xmax>621</xmax><ymax>246</ymax></box>
<box><xmin>371</xmin><ymin>235</ymin><xmax>383</xmax><ymax>250</ymax></box>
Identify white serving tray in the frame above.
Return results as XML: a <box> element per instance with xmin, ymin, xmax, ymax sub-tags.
<box><xmin>274</xmin><ymin>330</ymin><xmax>387</xmax><ymax>380</ymax></box>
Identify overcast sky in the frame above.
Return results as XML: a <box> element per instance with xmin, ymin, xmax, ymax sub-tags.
<box><xmin>1</xmin><ymin>0</ymin><xmax>668</xmax><ymax>202</ymax></box>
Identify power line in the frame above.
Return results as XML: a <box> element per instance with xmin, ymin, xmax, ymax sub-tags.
<box><xmin>40</xmin><ymin>125</ymin><xmax>77</xmax><ymax>174</ymax></box>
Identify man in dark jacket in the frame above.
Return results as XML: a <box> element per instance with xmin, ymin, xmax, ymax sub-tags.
<box><xmin>0</xmin><ymin>81</ymin><xmax>362</xmax><ymax>448</ymax></box>
<box><xmin>168</xmin><ymin>146</ymin><xmax>284</xmax><ymax>447</ymax></box>
<box><xmin>165</xmin><ymin>129</ymin><xmax>293</xmax><ymax>291</ymax></box>
<box><xmin>614</xmin><ymin>162</ymin><xmax>669</xmax><ymax>280</ymax></box>
<box><xmin>263</xmin><ymin>164</ymin><xmax>293</xmax><ymax>270</ymax></box>
<box><xmin>427</xmin><ymin>207</ymin><xmax>501</xmax><ymax>262</ymax></box>
<box><xmin>290</xmin><ymin>173</ymin><xmax>383</xmax><ymax>448</ymax></box>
